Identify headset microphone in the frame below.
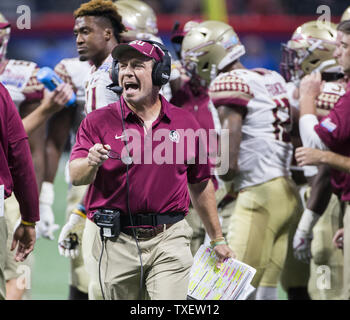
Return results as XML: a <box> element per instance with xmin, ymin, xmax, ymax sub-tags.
<box><xmin>107</xmin><ymin>83</ymin><xmax>123</xmax><ymax>95</ymax></box>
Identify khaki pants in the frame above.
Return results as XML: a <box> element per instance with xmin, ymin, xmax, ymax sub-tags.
<box><xmin>280</xmin><ymin>188</ymin><xmax>309</xmax><ymax>291</ymax></box>
<box><xmin>82</xmin><ymin>218</ymin><xmax>102</xmax><ymax>300</ymax></box>
<box><xmin>0</xmin><ymin>216</ymin><xmax>7</xmax><ymax>300</ymax></box>
<box><xmin>92</xmin><ymin>219</ymin><xmax>193</xmax><ymax>300</ymax></box>
<box><xmin>308</xmin><ymin>194</ymin><xmax>343</xmax><ymax>300</ymax></box>
<box><xmin>228</xmin><ymin>177</ymin><xmax>300</xmax><ymax>288</ymax></box>
<box><xmin>281</xmin><ymin>187</ymin><xmax>344</xmax><ymax>298</ymax></box>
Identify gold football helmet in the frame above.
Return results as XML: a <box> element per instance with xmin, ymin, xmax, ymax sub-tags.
<box><xmin>114</xmin><ymin>0</ymin><xmax>158</xmax><ymax>41</ymax></box>
<box><xmin>341</xmin><ymin>6</ymin><xmax>350</xmax><ymax>22</ymax></box>
<box><xmin>280</xmin><ymin>21</ymin><xmax>340</xmax><ymax>83</ymax></box>
<box><xmin>0</xmin><ymin>12</ymin><xmax>10</xmax><ymax>62</ymax></box>
<box><xmin>181</xmin><ymin>20</ymin><xmax>245</xmax><ymax>84</ymax></box>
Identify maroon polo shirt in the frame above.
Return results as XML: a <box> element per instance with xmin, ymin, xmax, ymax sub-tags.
<box><xmin>0</xmin><ymin>83</ymin><xmax>39</xmax><ymax>222</ymax></box>
<box><xmin>314</xmin><ymin>81</ymin><xmax>350</xmax><ymax>201</ymax></box>
<box><xmin>70</xmin><ymin>95</ymin><xmax>211</xmax><ymax>218</ymax></box>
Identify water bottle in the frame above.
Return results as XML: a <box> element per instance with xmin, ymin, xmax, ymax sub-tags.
<box><xmin>36</xmin><ymin>67</ymin><xmax>76</xmax><ymax>107</ymax></box>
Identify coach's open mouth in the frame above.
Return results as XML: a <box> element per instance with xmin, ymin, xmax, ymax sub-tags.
<box><xmin>124</xmin><ymin>82</ymin><xmax>139</xmax><ymax>93</ymax></box>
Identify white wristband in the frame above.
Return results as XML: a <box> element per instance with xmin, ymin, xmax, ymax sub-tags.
<box><xmin>297</xmin><ymin>208</ymin><xmax>320</xmax><ymax>234</ymax></box>
<box><xmin>39</xmin><ymin>181</ymin><xmax>54</xmax><ymax>206</ymax></box>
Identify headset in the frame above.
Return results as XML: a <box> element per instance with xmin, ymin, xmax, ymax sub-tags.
<box><xmin>109</xmin><ymin>39</ymin><xmax>171</xmax><ymax>92</ymax></box>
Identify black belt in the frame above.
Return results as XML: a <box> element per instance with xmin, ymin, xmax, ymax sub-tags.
<box><xmin>122</xmin><ymin>223</ymin><xmax>176</xmax><ymax>239</ymax></box>
<box><xmin>120</xmin><ymin>212</ymin><xmax>185</xmax><ymax>228</ymax></box>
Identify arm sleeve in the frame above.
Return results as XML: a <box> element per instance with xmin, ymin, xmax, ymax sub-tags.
<box><xmin>299</xmin><ymin>114</ymin><xmax>328</xmax><ymax>150</ymax></box>
<box><xmin>6</xmin><ymin>90</ymin><xmax>39</xmax><ymax>222</ymax></box>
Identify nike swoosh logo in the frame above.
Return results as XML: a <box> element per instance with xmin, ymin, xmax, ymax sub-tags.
<box><xmin>115</xmin><ymin>134</ymin><xmax>126</xmax><ymax>140</ymax></box>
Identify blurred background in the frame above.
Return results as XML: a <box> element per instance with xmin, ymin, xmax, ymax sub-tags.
<box><xmin>1</xmin><ymin>0</ymin><xmax>349</xmax><ymax>72</ymax></box>
<box><xmin>1</xmin><ymin>0</ymin><xmax>349</xmax><ymax>300</ymax></box>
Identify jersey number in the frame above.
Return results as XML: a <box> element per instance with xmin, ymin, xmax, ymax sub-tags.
<box><xmin>272</xmin><ymin>97</ymin><xmax>291</xmax><ymax>142</ymax></box>
<box><xmin>85</xmin><ymin>85</ymin><xmax>97</xmax><ymax>114</ymax></box>
<box><xmin>89</xmin><ymin>87</ymin><xmax>97</xmax><ymax>111</ymax></box>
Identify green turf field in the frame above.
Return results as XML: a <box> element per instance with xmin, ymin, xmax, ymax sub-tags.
<box><xmin>30</xmin><ymin>154</ymin><xmax>287</xmax><ymax>300</ymax></box>
<box><xmin>31</xmin><ymin>155</ymin><xmax>69</xmax><ymax>300</ymax></box>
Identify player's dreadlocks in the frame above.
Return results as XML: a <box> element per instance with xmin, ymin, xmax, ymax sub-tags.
<box><xmin>74</xmin><ymin>0</ymin><xmax>126</xmax><ymax>42</ymax></box>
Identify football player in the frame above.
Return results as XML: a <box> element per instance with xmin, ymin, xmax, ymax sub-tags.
<box><xmin>170</xmin><ymin>20</ymin><xmax>236</xmax><ymax>255</ymax></box>
<box><xmin>280</xmin><ymin>20</ymin><xmax>345</xmax><ymax>300</ymax></box>
<box><xmin>182</xmin><ymin>20</ymin><xmax>301</xmax><ymax>299</ymax></box>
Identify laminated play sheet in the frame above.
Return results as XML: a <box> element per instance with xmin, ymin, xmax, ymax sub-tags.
<box><xmin>188</xmin><ymin>245</ymin><xmax>256</xmax><ymax>300</ymax></box>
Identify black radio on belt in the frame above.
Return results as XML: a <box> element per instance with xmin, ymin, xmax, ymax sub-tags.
<box><xmin>94</xmin><ymin>209</ymin><xmax>121</xmax><ymax>238</ymax></box>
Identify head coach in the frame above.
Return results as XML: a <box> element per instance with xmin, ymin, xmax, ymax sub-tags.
<box><xmin>68</xmin><ymin>39</ymin><xmax>234</xmax><ymax>300</ymax></box>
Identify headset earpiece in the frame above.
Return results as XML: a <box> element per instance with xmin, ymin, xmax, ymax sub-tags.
<box><xmin>111</xmin><ymin>58</ymin><xmax>119</xmax><ymax>85</ymax></box>
<box><xmin>107</xmin><ymin>58</ymin><xmax>123</xmax><ymax>95</ymax></box>
<box><xmin>143</xmin><ymin>40</ymin><xmax>171</xmax><ymax>86</ymax></box>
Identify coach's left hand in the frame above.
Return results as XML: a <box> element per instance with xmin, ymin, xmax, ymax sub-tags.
<box><xmin>213</xmin><ymin>244</ymin><xmax>235</xmax><ymax>269</ymax></box>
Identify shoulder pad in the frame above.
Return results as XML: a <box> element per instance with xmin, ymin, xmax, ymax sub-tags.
<box><xmin>54</xmin><ymin>60</ymin><xmax>75</xmax><ymax>88</ymax></box>
<box><xmin>21</xmin><ymin>66</ymin><xmax>44</xmax><ymax>100</ymax></box>
<box><xmin>9</xmin><ymin>59</ymin><xmax>35</xmax><ymax>68</ymax></box>
<box><xmin>316</xmin><ymin>82</ymin><xmax>346</xmax><ymax>116</ymax></box>
<box><xmin>209</xmin><ymin>72</ymin><xmax>254</xmax><ymax>109</ymax></box>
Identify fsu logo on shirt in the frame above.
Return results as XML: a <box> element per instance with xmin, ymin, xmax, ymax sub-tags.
<box><xmin>169</xmin><ymin>130</ymin><xmax>180</xmax><ymax>143</ymax></box>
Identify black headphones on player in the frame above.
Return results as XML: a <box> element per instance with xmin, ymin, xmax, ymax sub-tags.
<box><xmin>109</xmin><ymin>39</ymin><xmax>171</xmax><ymax>93</ymax></box>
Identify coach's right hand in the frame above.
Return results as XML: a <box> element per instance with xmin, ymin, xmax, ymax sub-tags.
<box><xmin>70</xmin><ymin>144</ymin><xmax>111</xmax><ymax>186</ymax></box>
<box><xmin>87</xmin><ymin>143</ymin><xmax>110</xmax><ymax>167</ymax></box>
